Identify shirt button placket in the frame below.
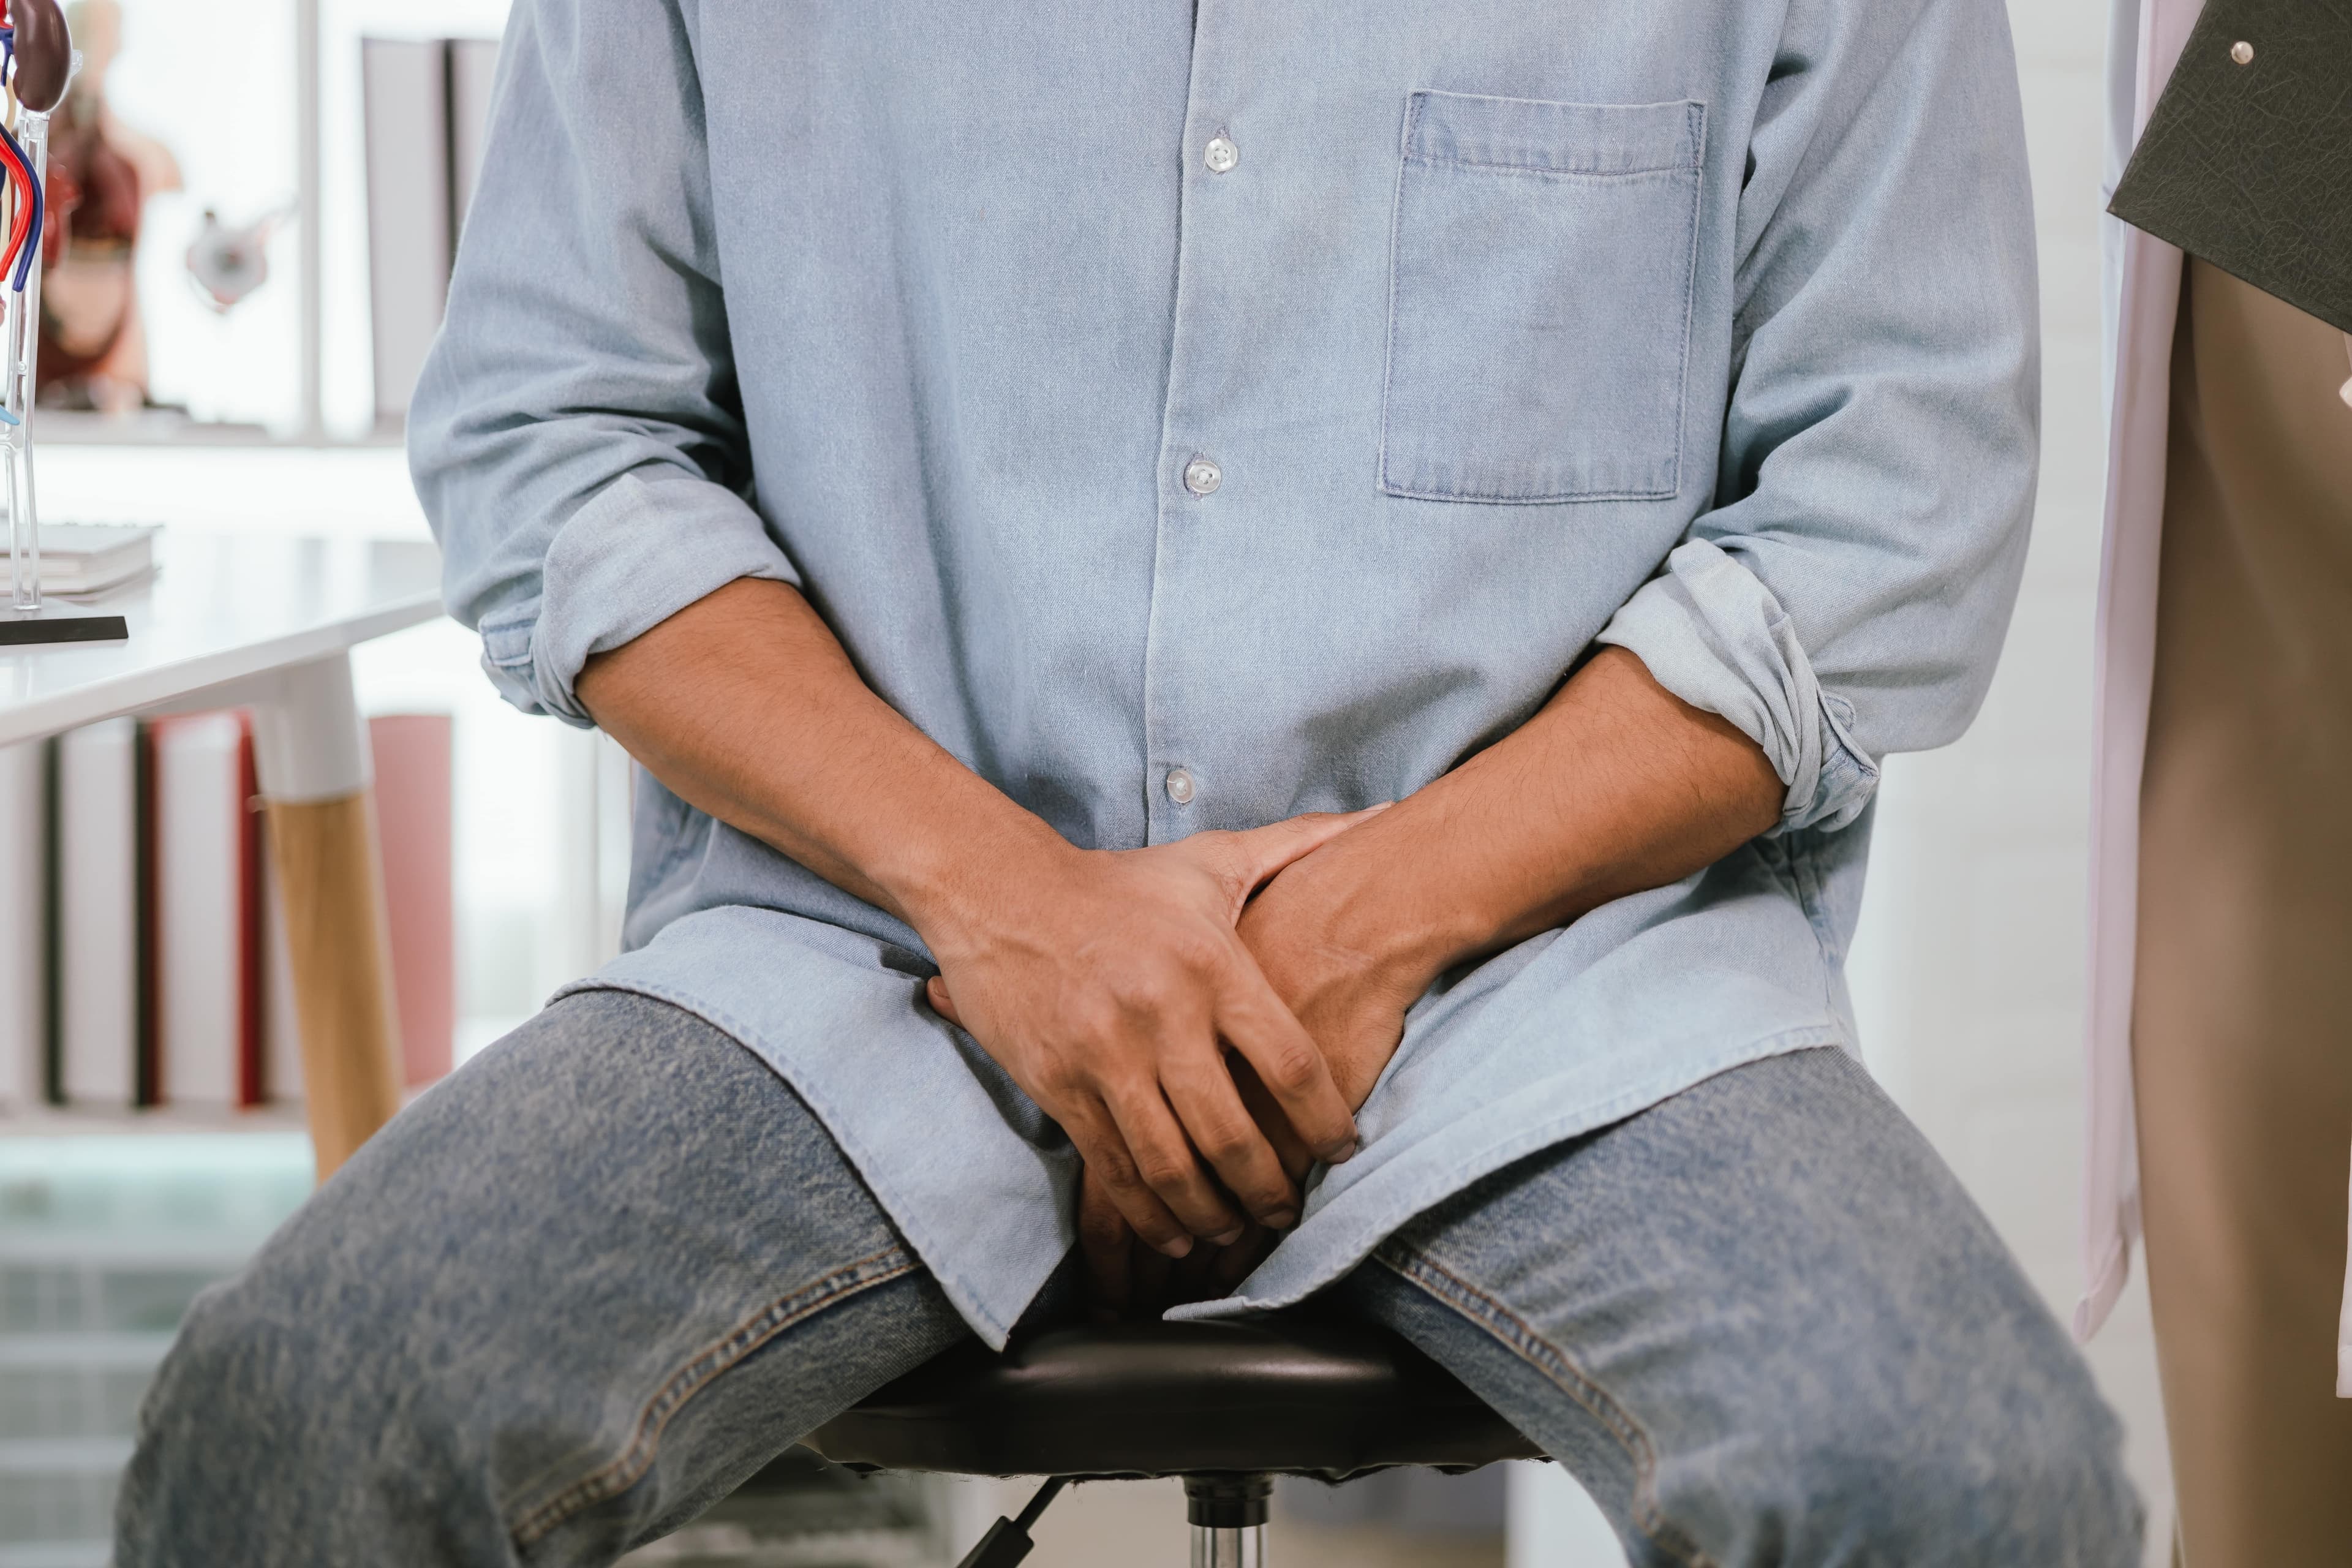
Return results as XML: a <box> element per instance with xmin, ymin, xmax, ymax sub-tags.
<box><xmin>1152</xmin><ymin>85</ymin><xmax>1238</xmax><ymax>839</ymax></box>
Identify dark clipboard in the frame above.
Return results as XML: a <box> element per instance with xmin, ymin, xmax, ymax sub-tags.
<box><xmin>2108</xmin><ymin>0</ymin><xmax>2352</xmax><ymax>335</ymax></box>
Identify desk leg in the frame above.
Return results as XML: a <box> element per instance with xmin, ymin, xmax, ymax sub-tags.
<box><xmin>251</xmin><ymin>653</ymin><xmax>402</xmax><ymax>1179</ymax></box>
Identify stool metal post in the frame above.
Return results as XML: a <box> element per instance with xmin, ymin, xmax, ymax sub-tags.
<box><xmin>1186</xmin><ymin>1474</ymin><xmax>1270</xmax><ymax>1568</ymax></box>
<box><xmin>1191</xmin><ymin>1523</ymin><xmax>1267</xmax><ymax>1568</ymax></box>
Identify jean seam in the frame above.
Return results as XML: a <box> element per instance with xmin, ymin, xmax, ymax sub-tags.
<box><xmin>507</xmin><ymin>1242</ymin><xmax>919</xmax><ymax>1547</ymax></box>
<box><xmin>1377</xmin><ymin>1244</ymin><xmax>1717</xmax><ymax>1568</ymax></box>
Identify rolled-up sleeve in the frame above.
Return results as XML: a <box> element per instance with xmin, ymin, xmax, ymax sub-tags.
<box><xmin>1597</xmin><ymin>0</ymin><xmax>2038</xmax><ymax>833</ymax></box>
<box><xmin>409</xmin><ymin>0</ymin><xmax>795</xmax><ymax>726</ymax></box>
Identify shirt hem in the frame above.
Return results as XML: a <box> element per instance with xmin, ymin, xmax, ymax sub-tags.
<box><xmin>1168</xmin><ymin>1022</ymin><xmax>1847</xmax><ymax>1322</ymax></box>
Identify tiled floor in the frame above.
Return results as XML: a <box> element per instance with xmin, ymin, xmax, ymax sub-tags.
<box><xmin>0</xmin><ymin>1134</ymin><xmax>316</xmax><ymax>1567</ymax></box>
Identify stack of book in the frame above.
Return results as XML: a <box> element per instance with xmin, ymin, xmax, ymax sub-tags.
<box><xmin>0</xmin><ymin>713</ymin><xmax>454</xmax><ymax>1112</ymax></box>
<box><xmin>12</xmin><ymin>522</ymin><xmax>160</xmax><ymax>598</ymax></box>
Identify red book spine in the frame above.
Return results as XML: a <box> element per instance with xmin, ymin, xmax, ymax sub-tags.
<box><xmin>371</xmin><ymin>714</ymin><xmax>454</xmax><ymax>1088</ymax></box>
<box><xmin>236</xmin><ymin>713</ymin><xmax>263</xmax><ymax>1107</ymax></box>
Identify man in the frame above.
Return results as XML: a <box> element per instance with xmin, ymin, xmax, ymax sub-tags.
<box><xmin>118</xmin><ymin>2</ymin><xmax>2140</xmax><ymax>1564</ymax></box>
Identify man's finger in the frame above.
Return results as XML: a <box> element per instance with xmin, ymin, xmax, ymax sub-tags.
<box><xmin>1215</xmin><ymin>957</ymin><xmax>1359</xmax><ymax>1164</ymax></box>
<box><xmin>1161</xmin><ymin>1051</ymin><xmax>1300</xmax><ymax>1229</ymax></box>
<box><xmin>1065</xmin><ymin>1097</ymin><xmax>1195</xmax><ymax>1259</ymax></box>
<box><xmin>1206</xmin><ymin>803</ymin><xmax>1392</xmax><ymax>904</ymax></box>
<box><xmin>924</xmin><ymin>975</ymin><xmax>963</xmax><ymax>1025</ymax></box>
<box><xmin>1101</xmin><ymin>1079</ymin><xmax>1248</xmax><ymax>1246</ymax></box>
<box><xmin>1231</xmin><ymin>1052</ymin><xmax>1317</xmax><ymax>1184</ymax></box>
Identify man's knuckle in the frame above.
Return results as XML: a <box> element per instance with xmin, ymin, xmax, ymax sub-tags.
<box><xmin>1033</xmin><ymin>1057</ymin><xmax>1083</xmax><ymax>1101</ymax></box>
<box><xmin>1263</xmin><ymin>1044</ymin><xmax>1320</xmax><ymax>1093</ymax></box>
<box><xmin>1089</xmin><ymin>1145</ymin><xmax>1139</xmax><ymax>1186</ymax></box>
<box><xmin>1164</xmin><ymin>933</ymin><xmax>1224</xmax><ymax>979</ymax></box>
<box><xmin>1105</xmin><ymin>971</ymin><xmax>1172</xmax><ymax>1022</ymax></box>
<box><xmin>1134</xmin><ymin>1151</ymin><xmax>1190</xmax><ymax>1190</ymax></box>
<box><xmin>1096</xmin><ymin>1064</ymin><xmax>1159</xmax><ymax>1109</ymax></box>
<box><xmin>1070</xmin><ymin>992</ymin><xmax>1126</xmax><ymax>1038</ymax></box>
<box><xmin>1197</xmin><ymin>1119</ymin><xmax>1256</xmax><ymax>1164</ymax></box>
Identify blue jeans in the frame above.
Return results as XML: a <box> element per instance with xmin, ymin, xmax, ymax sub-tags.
<box><xmin>115</xmin><ymin>992</ymin><xmax>2139</xmax><ymax>1565</ymax></box>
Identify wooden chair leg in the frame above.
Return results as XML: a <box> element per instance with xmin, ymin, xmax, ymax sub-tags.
<box><xmin>251</xmin><ymin>652</ymin><xmax>402</xmax><ymax>1180</ymax></box>
<box><xmin>263</xmin><ymin>788</ymin><xmax>402</xmax><ymax>1177</ymax></box>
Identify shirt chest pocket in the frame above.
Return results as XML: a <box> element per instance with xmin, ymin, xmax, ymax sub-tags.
<box><xmin>1378</xmin><ymin>92</ymin><xmax>1707</xmax><ymax>505</ymax></box>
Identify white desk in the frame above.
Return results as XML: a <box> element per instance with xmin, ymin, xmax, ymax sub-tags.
<box><xmin>4</xmin><ymin>532</ymin><xmax>443</xmax><ymax>1175</ymax></box>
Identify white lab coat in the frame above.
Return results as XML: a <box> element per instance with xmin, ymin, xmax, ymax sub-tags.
<box><xmin>2081</xmin><ymin>0</ymin><xmax>2352</xmax><ymax>1396</ymax></box>
<box><xmin>2077</xmin><ymin>0</ymin><xmax>2196</xmax><ymax>1348</ymax></box>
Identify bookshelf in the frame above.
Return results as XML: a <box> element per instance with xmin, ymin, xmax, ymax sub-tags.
<box><xmin>2</xmin><ymin>530</ymin><xmax>440</xmax><ymax>1174</ymax></box>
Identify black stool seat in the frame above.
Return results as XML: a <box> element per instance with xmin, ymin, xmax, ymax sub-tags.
<box><xmin>809</xmin><ymin>1313</ymin><xmax>1540</xmax><ymax>1483</ymax></box>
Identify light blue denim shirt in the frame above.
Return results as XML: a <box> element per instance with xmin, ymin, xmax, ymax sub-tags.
<box><xmin>412</xmin><ymin>0</ymin><xmax>2037</xmax><ymax>1347</ymax></box>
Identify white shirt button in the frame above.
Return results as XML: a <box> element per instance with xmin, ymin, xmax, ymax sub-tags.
<box><xmin>1204</xmin><ymin>135</ymin><xmax>1239</xmax><ymax>175</ymax></box>
<box><xmin>1164</xmin><ymin>767</ymin><xmax>1196</xmax><ymax>805</ymax></box>
<box><xmin>1182</xmin><ymin>458</ymin><xmax>1222</xmax><ymax>496</ymax></box>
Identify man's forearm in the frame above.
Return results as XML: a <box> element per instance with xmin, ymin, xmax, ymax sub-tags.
<box><xmin>1244</xmin><ymin>647</ymin><xmax>1785</xmax><ymax>1020</ymax></box>
<box><xmin>1400</xmin><ymin>645</ymin><xmax>1784</xmax><ymax>967</ymax></box>
<box><xmin>575</xmin><ymin>576</ymin><xmax>1063</xmax><ymax>934</ymax></box>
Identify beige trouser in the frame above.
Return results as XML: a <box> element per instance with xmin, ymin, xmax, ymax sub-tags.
<box><xmin>2133</xmin><ymin>258</ymin><xmax>2352</xmax><ymax>1567</ymax></box>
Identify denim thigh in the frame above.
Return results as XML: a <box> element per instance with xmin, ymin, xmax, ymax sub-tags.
<box><xmin>1337</xmin><ymin>1046</ymin><xmax>2142</xmax><ymax>1568</ymax></box>
<box><xmin>115</xmin><ymin>989</ymin><xmax>973</xmax><ymax>1568</ymax></box>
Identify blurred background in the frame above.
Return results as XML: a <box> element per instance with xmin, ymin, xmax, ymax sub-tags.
<box><xmin>0</xmin><ymin>0</ymin><xmax>2168</xmax><ymax>1564</ymax></box>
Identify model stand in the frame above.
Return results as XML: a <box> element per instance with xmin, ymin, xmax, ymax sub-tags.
<box><xmin>0</xmin><ymin>2</ymin><xmax>121</xmax><ymax>646</ymax></box>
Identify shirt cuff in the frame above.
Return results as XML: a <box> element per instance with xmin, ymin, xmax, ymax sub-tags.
<box><xmin>1594</xmin><ymin>538</ymin><xmax>1877</xmax><ymax>834</ymax></box>
<box><xmin>474</xmin><ymin>468</ymin><xmax>799</xmax><ymax>726</ymax></box>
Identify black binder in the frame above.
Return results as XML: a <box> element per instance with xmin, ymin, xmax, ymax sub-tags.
<box><xmin>2108</xmin><ymin>0</ymin><xmax>2352</xmax><ymax>334</ymax></box>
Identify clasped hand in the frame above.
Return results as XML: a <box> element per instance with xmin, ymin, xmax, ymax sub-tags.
<box><xmin>923</xmin><ymin>806</ymin><xmax>1424</xmax><ymax>1313</ymax></box>
<box><xmin>577</xmin><ymin>584</ymin><xmax>1781</xmax><ymax>1320</ymax></box>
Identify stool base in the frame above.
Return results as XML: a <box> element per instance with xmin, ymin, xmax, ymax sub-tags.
<box><xmin>956</xmin><ymin>1472</ymin><xmax>1284</xmax><ymax>1568</ymax></box>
